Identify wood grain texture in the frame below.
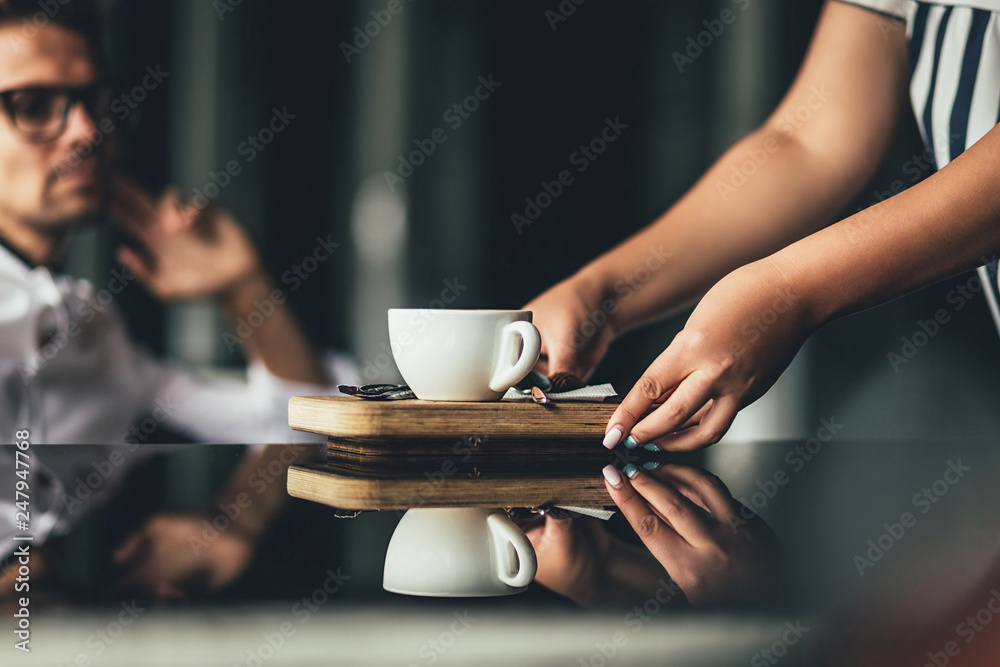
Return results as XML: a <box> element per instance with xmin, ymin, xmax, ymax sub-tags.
<box><xmin>325</xmin><ymin>436</ymin><xmax>619</xmax><ymax>474</ymax></box>
<box><xmin>286</xmin><ymin>463</ymin><xmax>614</xmax><ymax>510</ymax></box>
<box><xmin>288</xmin><ymin>396</ymin><xmax>623</xmax><ymax>439</ymax></box>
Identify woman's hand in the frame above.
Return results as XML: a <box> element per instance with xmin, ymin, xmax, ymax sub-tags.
<box><xmin>518</xmin><ymin>515</ymin><xmax>613</xmax><ymax>607</ymax></box>
<box><xmin>519</xmin><ymin>514</ymin><xmax>676</xmax><ymax>609</ymax></box>
<box><xmin>522</xmin><ymin>274</ymin><xmax>617</xmax><ymax>382</ymax></box>
<box><xmin>604</xmin><ymin>257</ymin><xmax>813</xmax><ymax>451</ymax></box>
<box><xmin>602</xmin><ymin>463</ymin><xmax>783</xmax><ymax>607</ymax></box>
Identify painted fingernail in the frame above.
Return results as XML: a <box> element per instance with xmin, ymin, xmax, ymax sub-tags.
<box><xmin>623</xmin><ymin>435</ymin><xmax>640</xmax><ymax>449</ymax></box>
<box><xmin>602</xmin><ymin>465</ymin><xmax>623</xmax><ymax>488</ymax></box>
<box><xmin>623</xmin><ymin>463</ymin><xmax>639</xmax><ymax>479</ymax></box>
<box><xmin>602</xmin><ymin>426</ymin><xmax>623</xmax><ymax>449</ymax></box>
<box><xmin>643</xmin><ymin>443</ymin><xmax>660</xmax><ymax>452</ymax></box>
<box><xmin>642</xmin><ymin>461</ymin><xmax>662</xmax><ymax>471</ymax></box>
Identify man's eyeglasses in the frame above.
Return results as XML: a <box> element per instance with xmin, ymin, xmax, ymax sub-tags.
<box><xmin>0</xmin><ymin>82</ymin><xmax>112</xmax><ymax>144</ymax></box>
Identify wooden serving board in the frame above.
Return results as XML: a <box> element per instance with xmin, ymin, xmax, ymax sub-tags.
<box><xmin>286</xmin><ymin>463</ymin><xmax>614</xmax><ymax>510</ymax></box>
<box><xmin>285</xmin><ymin>396</ymin><xmax>660</xmax><ymax>510</ymax></box>
<box><xmin>288</xmin><ymin>396</ymin><xmax>622</xmax><ymax>439</ymax></box>
<box><xmin>324</xmin><ymin>436</ymin><xmax>616</xmax><ymax>474</ymax></box>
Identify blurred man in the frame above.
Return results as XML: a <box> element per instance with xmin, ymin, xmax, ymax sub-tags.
<box><xmin>0</xmin><ymin>0</ymin><xmax>353</xmax><ymax>599</ymax></box>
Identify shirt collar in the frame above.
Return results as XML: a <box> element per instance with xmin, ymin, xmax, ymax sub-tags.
<box><xmin>0</xmin><ymin>232</ymin><xmax>66</xmax><ymax>275</ymax></box>
<box><xmin>0</xmin><ymin>233</ymin><xmax>38</xmax><ymax>270</ymax></box>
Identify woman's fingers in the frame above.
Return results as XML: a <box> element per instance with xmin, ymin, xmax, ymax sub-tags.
<box><xmin>605</xmin><ymin>353</ymin><xmax>687</xmax><ymax>448</ymax></box>
<box><xmin>651</xmin><ymin>464</ymin><xmax>739</xmax><ymax>521</ymax></box>
<box><xmin>626</xmin><ymin>371</ymin><xmax>716</xmax><ymax>448</ymax></box>
<box><xmin>625</xmin><ymin>467</ymin><xmax>717</xmax><ymax>547</ymax></box>
<box><xmin>648</xmin><ymin>394</ymin><xmax>740</xmax><ymax>452</ymax></box>
<box><xmin>604</xmin><ymin>465</ymin><xmax>710</xmax><ymax>554</ymax></box>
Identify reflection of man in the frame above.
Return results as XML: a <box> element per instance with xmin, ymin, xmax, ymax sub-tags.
<box><xmin>0</xmin><ymin>0</ymin><xmax>353</xmax><ymax>599</ymax></box>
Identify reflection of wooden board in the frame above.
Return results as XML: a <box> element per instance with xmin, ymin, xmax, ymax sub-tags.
<box><xmin>286</xmin><ymin>396</ymin><xmax>660</xmax><ymax>510</ymax></box>
<box><xmin>289</xmin><ymin>396</ymin><xmax>624</xmax><ymax>439</ymax></box>
<box><xmin>324</xmin><ymin>436</ymin><xmax>614</xmax><ymax>475</ymax></box>
<box><xmin>286</xmin><ymin>463</ymin><xmax>614</xmax><ymax>510</ymax></box>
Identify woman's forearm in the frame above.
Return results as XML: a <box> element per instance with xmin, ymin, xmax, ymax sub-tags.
<box><xmin>570</xmin><ymin>2</ymin><xmax>909</xmax><ymax>338</ymax></box>
<box><xmin>774</xmin><ymin>123</ymin><xmax>1000</xmax><ymax>331</ymax></box>
<box><xmin>574</xmin><ymin>125</ymin><xmax>868</xmax><ymax>335</ymax></box>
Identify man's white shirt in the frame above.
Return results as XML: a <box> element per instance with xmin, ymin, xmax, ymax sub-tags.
<box><xmin>0</xmin><ymin>243</ymin><xmax>357</xmax><ymax>557</ymax></box>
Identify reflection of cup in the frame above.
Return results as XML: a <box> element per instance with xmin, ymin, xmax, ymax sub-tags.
<box><xmin>383</xmin><ymin>508</ymin><xmax>537</xmax><ymax>597</ymax></box>
<box><xmin>387</xmin><ymin>309</ymin><xmax>541</xmax><ymax>401</ymax></box>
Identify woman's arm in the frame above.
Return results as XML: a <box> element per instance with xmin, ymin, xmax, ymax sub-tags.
<box><xmin>607</xmin><ymin>119</ymin><xmax>1000</xmax><ymax>451</ymax></box>
<box><xmin>527</xmin><ymin>1</ymin><xmax>909</xmax><ymax>378</ymax></box>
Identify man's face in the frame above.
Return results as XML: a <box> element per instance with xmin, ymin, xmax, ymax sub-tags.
<box><xmin>0</xmin><ymin>23</ymin><xmax>109</xmax><ymax>232</ymax></box>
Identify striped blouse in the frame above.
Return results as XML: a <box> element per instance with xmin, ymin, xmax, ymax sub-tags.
<box><xmin>837</xmin><ymin>0</ymin><xmax>1000</xmax><ymax>333</ymax></box>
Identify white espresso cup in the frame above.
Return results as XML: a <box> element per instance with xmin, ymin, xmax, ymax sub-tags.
<box><xmin>387</xmin><ymin>309</ymin><xmax>541</xmax><ymax>401</ymax></box>
<box><xmin>383</xmin><ymin>508</ymin><xmax>537</xmax><ymax>597</ymax></box>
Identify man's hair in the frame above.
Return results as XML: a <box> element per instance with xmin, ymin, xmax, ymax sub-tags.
<box><xmin>0</xmin><ymin>0</ymin><xmax>106</xmax><ymax>67</ymax></box>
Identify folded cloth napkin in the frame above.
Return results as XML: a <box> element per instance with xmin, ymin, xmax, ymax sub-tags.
<box><xmin>502</xmin><ymin>383</ymin><xmax>617</xmax><ymax>402</ymax></box>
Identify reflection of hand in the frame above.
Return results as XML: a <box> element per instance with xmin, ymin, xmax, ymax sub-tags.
<box><xmin>113</xmin><ymin>514</ymin><xmax>254</xmax><ymax>601</ymax></box>
<box><xmin>603</xmin><ymin>463</ymin><xmax>783</xmax><ymax>607</ymax></box>
<box><xmin>522</xmin><ymin>275</ymin><xmax>616</xmax><ymax>381</ymax></box>
<box><xmin>111</xmin><ymin>173</ymin><xmax>262</xmax><ymax>302</ymax></box>
<box><xmin>518</xmin><ymin>514</ymin><xmax>679</xmax><ymax>609</ymax></box>
<box><xmin>518</xmin><ymin>515</ymin><xmax>613</xmax><ymax>608</ymax></box>
<box><xmin>606</xmin><ymin>259</ymin><xmax>811</xmax><ymax>451</ymax></box>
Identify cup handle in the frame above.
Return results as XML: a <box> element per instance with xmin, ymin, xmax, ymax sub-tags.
<box><xmin>488</xmin><ymin>321</ymin><xmax>541</xmax><ymax>393</ymax></box>
<box><xmin>487</xmin><ymin>512</ymin><xmax>537</xmax><ymax>588</ymax></box>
